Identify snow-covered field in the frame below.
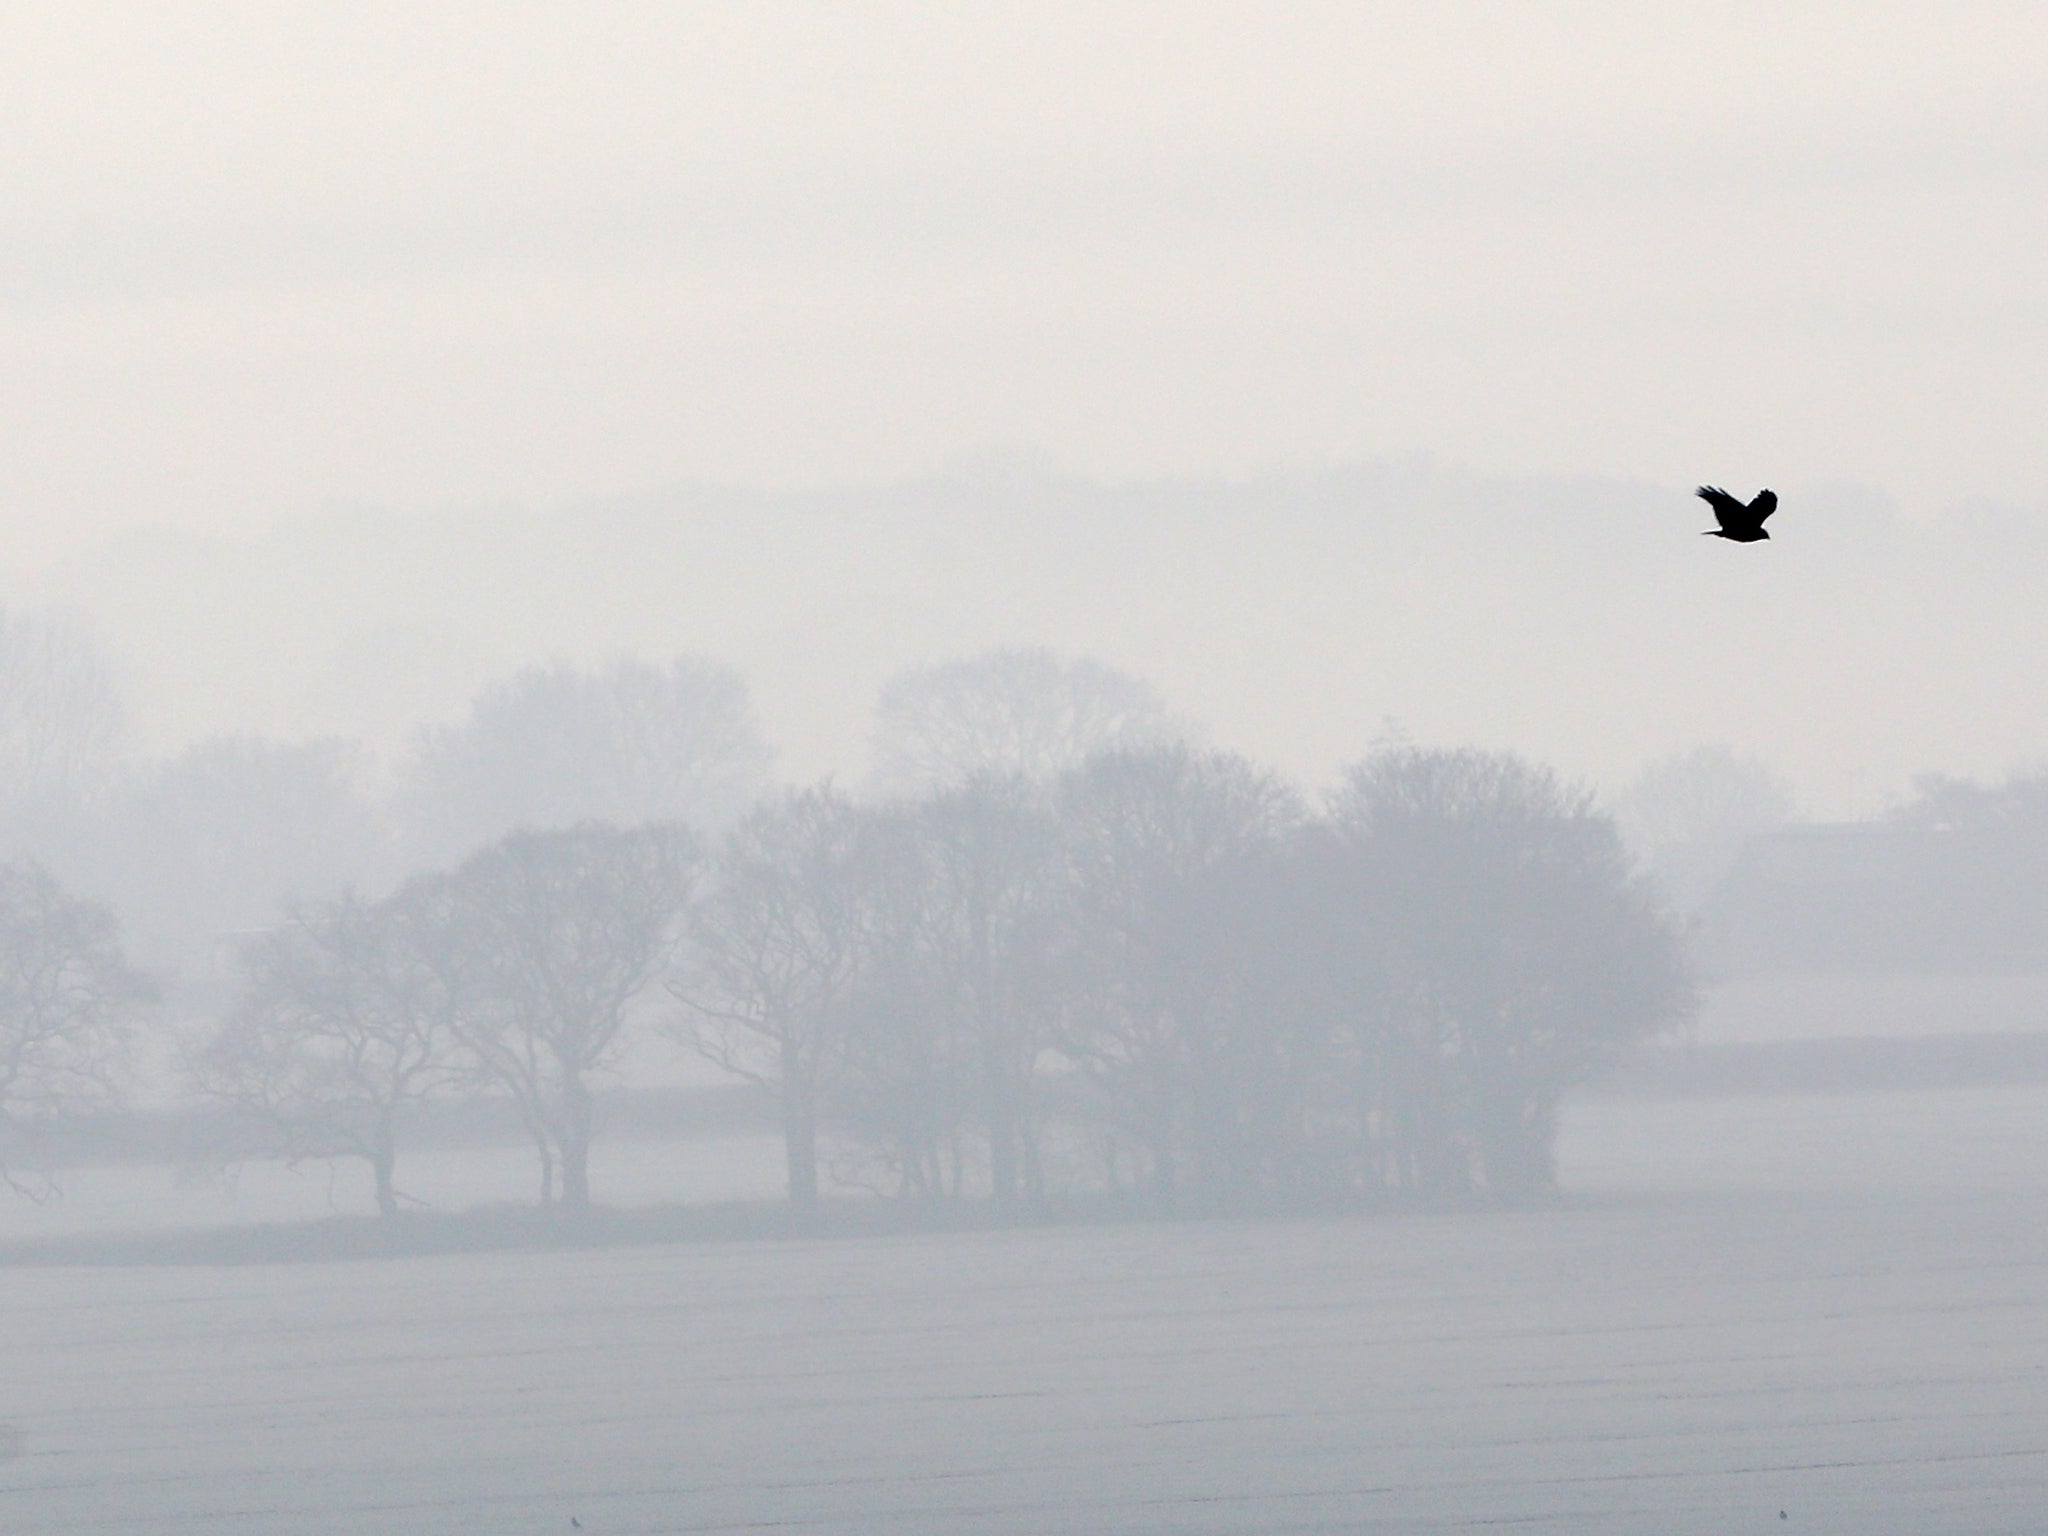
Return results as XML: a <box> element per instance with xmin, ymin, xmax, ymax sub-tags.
<box><xmin>5</xmin><ymin>1088</ymin><xmax>2048</xmax><ymax>1534</ymax></box>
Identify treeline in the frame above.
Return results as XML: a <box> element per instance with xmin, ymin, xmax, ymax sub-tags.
<box><xmin>679</xmin><ymin>746</ymin><xmax>1691</xmax><ymax>1210</ymax></box>
<box><xmin>0</xmin><ymin>623</ymin><xmax>770</xmax><ymax>982</ymax></box>
<box><xmin>1</xmin><ymin>741</ymin><xmax>1696</xmax><ymax>1217</ymax></box>
<box><xmin>0</xmin><ymin>615</ymin><xmax>1192</xmax><ymax>986</ymax></box>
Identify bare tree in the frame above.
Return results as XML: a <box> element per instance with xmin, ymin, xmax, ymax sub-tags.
<box><xmin>902</xmin><ymin>774</ymin><xmax>1066</xmax><ymax>1212</ymax></box>
<box><xmin>1330</xmin><ymin>747</ymin><xmax>1693</xmax><ymax>1198</ymax></box>
<box><xmin>821</xmin><ymin>806</ymin><xmax>968</xmax><ymax>1202</ymax></box>
<box><xmin>0</xmin><ymin>861</ymin><xmax>153</xmax><ymax>1191</ymax></box>
<box><xmin>405</xmin><ymin>656</ymin><xmax>771</xmax><ymax>865</ymax></box>
<box><xmin>450</xmin><ymin>823</ymin><xmax>698</xmax><ymax>1211</ymax></box>
<box><xmin>668</xmin><ymin>785</ymin><xmax>883</xmax><ymax>1214</ymax></box>
<box><xmin>190</xmin><ymin>885</ymin><xmax>468</xmax><ymax>1219</ymax></box>
<box><xmin>1172</xmin><ymin>834</ymin><xmax>1363</xmax><ymax>1202</ymax></box>
<box><xmin>1053</xmin><ymin>746</ymin><xmax>1302</xmax><ymax>1204</ymax></box>
<box><xmin>871</xmin><ymin>647</ymin><xmax>1183</xmax><ymax>795</ymax></box>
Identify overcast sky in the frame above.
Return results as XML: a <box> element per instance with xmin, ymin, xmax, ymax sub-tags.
<box><xmin>3</xmin><ymin>5</ymin><xmax>2046</xmax><ymax>806</ymax></box>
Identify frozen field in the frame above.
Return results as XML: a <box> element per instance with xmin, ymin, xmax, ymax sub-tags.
<box><xmin>5</xmin><ymin>1087</ymin><xmax>2048</xmax><ymax>1534</ymax></box>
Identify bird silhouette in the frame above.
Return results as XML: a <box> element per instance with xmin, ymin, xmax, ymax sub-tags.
<box><xmin>1697</xmin><ymin>485</ymin><xmax>1777</xmax><ymax>542</ymax></box>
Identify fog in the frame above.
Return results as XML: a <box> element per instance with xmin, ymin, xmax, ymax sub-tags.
<box><xmin>20</xmin><ymin>463</ymin><xmax>2048</xmax><ymax>815</ymax></box>
<box><xmin>6</xmin><ymin>6</ymin><xmax>2048</xmax><ymax>1532</ymax></box>
<box><xmin>4</xmin><ymin>5</ymin><xmax>2046</xmax><ymax>549</ymax></box>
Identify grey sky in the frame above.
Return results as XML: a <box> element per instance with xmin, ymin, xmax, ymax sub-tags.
<box><xmin>3</xmin><ymin>4</ymin><xmax>2046</xmax><ymax>807</ymax></box>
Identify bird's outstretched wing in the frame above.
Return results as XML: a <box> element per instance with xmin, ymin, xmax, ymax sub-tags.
<box><xmin>1748</xmin><ymin>488</ymin><xmax>1778</xmax><ymax>524</ymax></box>
<box><xmin>1696</xmin><ymin>486</ymin><xmax>1745</xmax><ymax>532</ymax></box>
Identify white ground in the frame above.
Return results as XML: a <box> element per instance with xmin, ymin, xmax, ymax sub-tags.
<box><xmin>5</xmin><ymin>1089</ymin><xmax>2048</xmax><ymax>1534</ymax></box>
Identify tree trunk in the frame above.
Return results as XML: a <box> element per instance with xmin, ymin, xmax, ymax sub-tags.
<box><xmin>371</xmin><ymin>1135</ymin><xmax>399</xmax><ymax>1220</ymax></box>
<box><xmin>985</xmin><ymin>1059</ymin><xmax>1019</xmax><ymax>1215</ymax></box>
<box><xmin>521</xmin><ymin>1102</ymin><xmax>556</xmax><ymax>1204</ymax></box>
<box><xmin>559</xmin><ymin>1071</ymin><xmax>593</xmax><ymax>1212</ymax></box>
<box><xmin>782</xmin><ymin>1042</ymin><xmax>820</xmax><ymax>1215</ymax></box>
<box><xmin>1146</xmin><ymin>1141</ymin><xmax>1177</xmax><ymax>1206</ymax></box>
<box><xmin>1143</xmin><ymin>1074</ymin><xmax>1179</xmax><ymax>1208</ymax></box>
<box><xmin>1019</xmin><ymin>1097</ymin><xmax>1044</xmax><ymax>1204</ymax></box>
<box><xmin>972</xmin><ymin>901</ymin><xmax>1020</xmax><ymax>1214</ymax></box>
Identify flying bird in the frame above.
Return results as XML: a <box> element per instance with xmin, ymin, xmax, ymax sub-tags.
<box><xmin>1697</xmin><ymin>485</ymin><xmax>1777</xmax><ymax>542</ymax></box>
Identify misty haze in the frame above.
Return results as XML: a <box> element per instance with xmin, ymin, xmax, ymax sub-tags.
<box><xmin>5</xmin><ymin>7</ymin><xmax>2048</xmax><ymax>1534</ymax></box>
